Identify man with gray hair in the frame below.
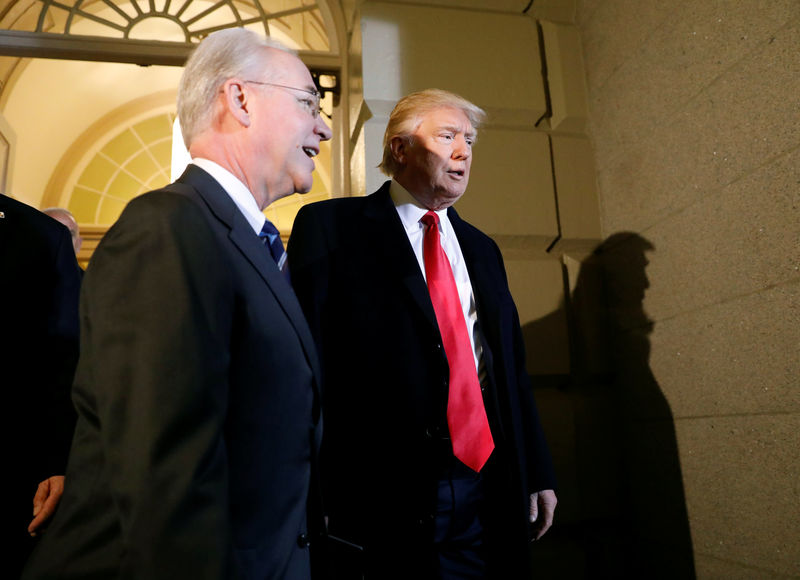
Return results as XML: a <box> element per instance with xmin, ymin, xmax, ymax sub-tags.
<box><xmin>23</xmin><ymin>28</ymin><xmax>330</xmax><ymax>580</ymax></box>
<box><xmin>289</xmin><ymin>89</ymin><xmax>556</xmax><ymax>578</ymax></box>
<box><xmin>42</xmin><ymin>207</ymin><xmax>82</xmax><ymax>256</ymax></box>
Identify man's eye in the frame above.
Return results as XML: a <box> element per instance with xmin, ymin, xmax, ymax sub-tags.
<box><xmin>439</xmin><ymin>134</ymin><xmax>454</xmax><ymax>141</ymax></box>
<box><xmin>299</xmin><ymin>98</ymin><xmax>314</xmax><ymax>110</ymax></box>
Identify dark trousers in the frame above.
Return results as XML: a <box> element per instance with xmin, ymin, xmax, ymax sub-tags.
<box><xmin>324</xmin><ymin>455</ymin><xmax>489</xmax><ymax>580</ymax></box>
<box><xmin>434</xmin><ymin>456</ymin><xmax>487</xmax><ymax>580</ymax></box>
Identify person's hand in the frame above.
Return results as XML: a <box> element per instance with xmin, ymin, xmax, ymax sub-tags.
<box><xmin>529</xmin><ymin>489</ymin><xmax>557</xmax><ymax>540</ymax></box>
<box><xmin>28</xmin><ymin>476</ymin><xmax>65</xmax><ymax>536</ymax></box>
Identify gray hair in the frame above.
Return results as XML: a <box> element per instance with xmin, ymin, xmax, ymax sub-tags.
<box><xmin>43</xmin><ymin>207</ymin><xmax>81</xmax><ymax>252</ymax></box>
<box><xmin>42</xmin><ymin>207</ymin><xmax>76</xmax><ymax>222</ymax></box>
<box><xmin>177</xmin><ymin>28</ymin><xmax>295</xmax><ymax>148</ymax></box>
<box><xmin>379</xmin><ymin>89</ymin><xmax>486</xmax><ymax>177</ymax></box>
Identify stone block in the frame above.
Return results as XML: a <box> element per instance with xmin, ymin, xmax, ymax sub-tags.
<box><xmin>649</xmin><ymin>281</ymin><xmax>799</xmax><ymax>418</ymax></box>
<box><xmin>360</xmin><ymin>2</ymin><xmax>547</xmax><ymax>125</ymax></box>
<box><xmin>579</xmin><ymin>0</ymin><xmax>677</xmax><ymax>93</ymax></box>
<box><xmin>589</xmin><ymin>4</ymin><xmax>800</xmax><ymax>199</ymax></box>
<box><xmin>506</xmin><ymin>257</ymin><xmax>569</xmax><ymax>375</ymax></box>
<box><xmin>540</xmin><ymin>21</ymin><xmax>588</xmax><ymax>133</ymax></box>
<box><xmin>641</xmin><ymin>145</ymin><xmax>800</xmax><ymax>321</ymax></box>
<box><xmin>550</xmin><ymin>134</ymin><xmax>601</xmax><ymax>244</ymax></box>
<box><xmin>456</xmin><ymin>128</ymin><xmax>557</xmax><ymax>244</ymax></box>
<box><xmin>679</xmin><ymin>414</ymin><xmax>800</xmax><ymax>577</ymax></box>
<box><xmin>529</xmin><ymin>0</ymin><xmax>577</xmax><ymax>24</ymax></box>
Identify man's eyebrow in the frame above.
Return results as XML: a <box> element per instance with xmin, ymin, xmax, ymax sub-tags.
<box><xmin>437</xmin><ymin>125</ymin><xmax>474</xmax><ymax>135</ymax></box>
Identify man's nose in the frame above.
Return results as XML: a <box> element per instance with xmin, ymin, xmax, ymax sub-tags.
<box><xmin>316</xmin><ymin>115</ymin><xmax>333</xmax><ymax>141</ymax></box>
<box><xmin>452</xmin><ymin>136</ymin><xmax>470</xmax><ymax>159</ymax></box>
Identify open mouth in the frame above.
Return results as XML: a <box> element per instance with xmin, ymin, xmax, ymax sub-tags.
<box><xmin>302</xmin><ymin>147</ymin><xmax>318</xmax><ymax>158</ymax></box>
<box><xmin>447</xmin><ymin>169</ymin><xmax>465</xmax><ymax>177</ymax></box>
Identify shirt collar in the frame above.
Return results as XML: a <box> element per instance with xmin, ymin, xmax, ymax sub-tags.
<box><xmin>389</xmin><ymin>179</ymin><xmax>451</xmax><ymax>238</ymax></box>
<box><xmin>191</xmin><ymin>158</ymin><xmax>265</xmax><ymax>234</ymax></box>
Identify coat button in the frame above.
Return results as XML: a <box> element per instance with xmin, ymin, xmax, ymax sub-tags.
<box><xmin>297</xmin><ymin>533</ymin><xmax>310</xmax><ymax>548</ymax></box>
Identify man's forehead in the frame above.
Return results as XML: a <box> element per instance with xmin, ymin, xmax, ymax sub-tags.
<box><xmin>263</xmin><ymin>49</ymin><xmax>315</xmax><ymax>89</ymax></box>
<box><xmin>417</xmin><ymin>108</ymin><xmax>475</xmax><ymax>135</ymax></box>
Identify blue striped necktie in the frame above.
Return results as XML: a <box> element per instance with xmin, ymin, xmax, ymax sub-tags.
<box><xmin>258</xmin><ymin>219</ymin><xmax>290</xmax><ymax>283</ymax></box>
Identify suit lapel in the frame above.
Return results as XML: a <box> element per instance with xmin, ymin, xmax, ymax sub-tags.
<box><xmin>448</xmin><ymin>207</ymin><xmax>502</xmax><ymax>334</ymax></box>
<box><xmin>174</xmin><ymin>166</ymin><xmax>321</xmax><ymax>383</ymax></box>
<box><xmin>364</xmin><ymin>184</ymin><xmax>439</xmax><ymax>333</ymax></box>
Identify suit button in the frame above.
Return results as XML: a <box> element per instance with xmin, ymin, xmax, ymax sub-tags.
<box><xmin>297</xmin><ymin>533</ymin><xmax>310</xmax><ymax>548</ymax></box>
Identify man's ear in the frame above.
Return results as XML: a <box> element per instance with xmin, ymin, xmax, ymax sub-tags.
<box><xmin>389</xmin><ymin>136</ymin><xmax>407</xmax><ymax>165</ymax></box>
<box><xmin>222</xmin><ymin>79</ymin><xmax>251</xmax><ymax>127</ymax></box>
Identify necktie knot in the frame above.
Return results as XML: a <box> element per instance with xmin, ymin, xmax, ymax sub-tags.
<box><xmin>421</xmin><ymin>210</ymin><xmax>439</xmax><ymax>230</ymax></box>
<box><xmin>260</xmin><ymin>220</ymin><xmax>280</xmax><ymax>238</ymax></box>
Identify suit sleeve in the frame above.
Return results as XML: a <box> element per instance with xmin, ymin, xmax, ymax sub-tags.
<box><xmin>39</xmin><ymin>224</ymin><xmax>81</xmax><ymax>479</ymax></box>
<box><xmin>78</xmin><ymin>192</ymin><xmax>235</xmax><ymax>579</ymax></box>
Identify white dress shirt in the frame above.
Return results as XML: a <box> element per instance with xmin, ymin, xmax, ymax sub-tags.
<box><xmin>191</xmin><ymin>158</ymin><xmax>265</xmax><ymax>235</ymax></box>
<box><xmin>389</xmin><ymin>180</ymin><xmax>484</xmax><ymax>374</ymax></box>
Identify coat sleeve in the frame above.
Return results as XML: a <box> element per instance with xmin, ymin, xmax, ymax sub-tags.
<box><xmin>39</xmin><ymin>223</ymin><xmax>81</xmax><ymax>479</ymax></box>
<box><xmin>78</xmin><ymin>192</ymin><xmax>235</xmax><ymax>579</ymax></box>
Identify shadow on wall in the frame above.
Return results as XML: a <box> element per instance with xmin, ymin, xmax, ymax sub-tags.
<box><xmin>525</xmin><ymin>233</ymin><xmax>695</xmax><ymax>579</ymax></box>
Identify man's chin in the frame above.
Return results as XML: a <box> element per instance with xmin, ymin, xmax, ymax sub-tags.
<box><xmin>440</xmin><ymin>189</ymin><xmax>467</xmax><ymax>207</ymax></box>
<box><xmin>293</xmin><ymin>176</ymin><xmax>314</xmax><ymax>195</ymax></box>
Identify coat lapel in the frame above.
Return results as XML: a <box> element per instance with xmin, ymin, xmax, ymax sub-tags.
<box><xmin>174</xmin><ymin>166</ymin><xmax>322</xmax><ymax>384</ymax></box>
<box><xmin>364</xmin><ymin>184</ymin><xmax>440</xmax><ymax>333</ymax></box>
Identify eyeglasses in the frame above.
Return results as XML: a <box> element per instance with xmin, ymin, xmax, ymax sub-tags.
<box><xmin>244</xmin><ymin>80</ymin><xmax>322</xmax><ymax>118</ymax></box>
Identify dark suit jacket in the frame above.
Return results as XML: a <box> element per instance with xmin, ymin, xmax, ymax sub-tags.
<box><xmin>22</xmin><ymin>166</ymin><xmax>322</xmax><ymax>580</ymax></box>
<box><xmin>1</xmin><ymin>194</ymin><xmax>81</xmax><ymax>577</ymax></box>
<box><xmin>288</xmin><ymin>182</ymin><xmax>556</xmax><ymax>577</ymax></box>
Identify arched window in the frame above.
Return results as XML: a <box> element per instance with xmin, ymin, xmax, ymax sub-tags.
<box><xmin>0</xmin><ymin>0</ymin><xmax>344</xmax><ymax>263</ymax></box>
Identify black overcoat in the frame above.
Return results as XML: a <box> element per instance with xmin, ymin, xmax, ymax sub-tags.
<box><xmin>289</xmin><ymin>182</ymin><xmax>555</xmax><ymax>578</ymax></box>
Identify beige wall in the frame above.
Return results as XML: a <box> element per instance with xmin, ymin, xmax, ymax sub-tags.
<box><xmin>578</xmin><ymin>1</ymin><xmax>800</xmax><ymax>578</ymax></box>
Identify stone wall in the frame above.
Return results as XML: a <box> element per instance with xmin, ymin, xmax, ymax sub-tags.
<box><xmin>577</xmin><ymin>1</ymin><xmax>800</xmax><ymax>577</ymax></box>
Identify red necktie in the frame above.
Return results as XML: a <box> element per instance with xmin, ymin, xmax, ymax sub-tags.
<box><xmin>421</xmin><ymin>211</ymin><xmax>494</xmax><ymax>472</ymax></box>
